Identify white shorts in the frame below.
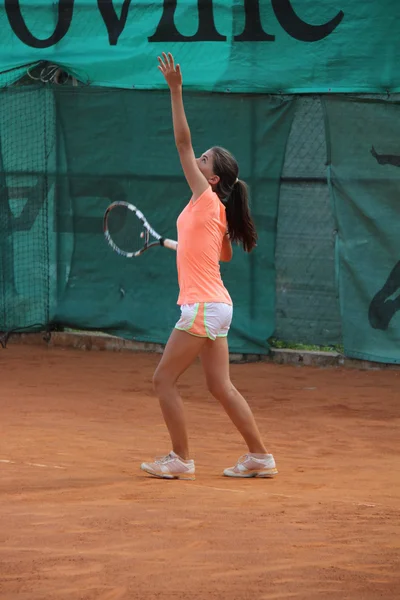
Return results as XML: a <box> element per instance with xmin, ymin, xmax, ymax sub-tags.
<box><xmin>175</xmin><ymin>302</ymin><xmax>233</xmax><ymax>341</ymax></box>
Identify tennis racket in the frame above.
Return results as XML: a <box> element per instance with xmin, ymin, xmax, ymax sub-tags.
<box><xmin>103</xmin><ymin>201</ymin><xmax>177</xmax><ymax>258</ymax></box>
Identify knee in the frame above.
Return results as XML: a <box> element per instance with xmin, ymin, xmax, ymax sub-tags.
<box><xmin>206</xmin><ymin>377</ymin><xmax>234</xmax><ymax>401</ymax></box>
<box><xmin>152</xmin><ymin>368</ymin><xmax>174</xmax><ymax>394</ymax></box>
<box><xmin>152</xmin><ymin>369</ymin><xmax>163</xmax><ymax>393</ymax></box>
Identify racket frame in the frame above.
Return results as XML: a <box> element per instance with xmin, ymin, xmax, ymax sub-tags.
<box><xmin>103</xmin><ymin>201</ymin><xmax>177</xmax><ymax>257</ymax></box>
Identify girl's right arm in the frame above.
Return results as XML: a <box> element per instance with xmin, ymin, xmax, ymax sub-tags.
<box><xmin>220</xmin><ymin>233</ymin><xmax>233</xmax><ymax>262</ymax></box>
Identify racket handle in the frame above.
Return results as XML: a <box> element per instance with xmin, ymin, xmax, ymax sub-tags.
<box><xmin>160</xmin><ymin>238</ymin><xmax>178</xmax><ymax>251</ymax></box>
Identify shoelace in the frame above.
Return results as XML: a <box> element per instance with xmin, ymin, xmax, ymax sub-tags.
<box><xmin>237</xmin><ymin>454</ymin><xmax>268</xmax><ymax>465</ymax></box>
<box><xmin>154</xmin><ymin>454</ymin><xmax>174</xmax><ymax>464</ymax></box>
<box><xmin>237</xmin><ymin>454</ymin><xmax>250</xmax><ymax>464</ymax></box>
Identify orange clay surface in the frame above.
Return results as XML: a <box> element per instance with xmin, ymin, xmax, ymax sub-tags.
<box><xmin>0</xmin><ymin>345</ymin><xmax>399</xmax><ymax>600</ymax></box>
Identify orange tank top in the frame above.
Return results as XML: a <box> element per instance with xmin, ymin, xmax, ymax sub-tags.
<box><xmin>176</xmin><ymin>187</ymin><xmax>232</xmax><ymax>306</ymax></box>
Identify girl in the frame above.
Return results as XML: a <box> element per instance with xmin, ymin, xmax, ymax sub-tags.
<box><xmin>140</xmin><ymin>53</ymin><xmax>277</xmax><ymax>480</ymax></box>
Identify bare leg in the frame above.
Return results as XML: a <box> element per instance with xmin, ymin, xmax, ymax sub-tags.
<box><xmin>200</xmin><ymin>337</ymin><xmax>267</xmax><ymax>454</ymax></box>
<box><xmin>153</xmin><ymin>329</ymin><xmax>207</xmax><ymax>459</ymax></box>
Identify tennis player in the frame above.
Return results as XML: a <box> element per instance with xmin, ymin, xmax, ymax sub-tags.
<box><xmin>141</xmin><ymin>53</ymin><xmax>277</xmax><ymax>480</ymax></box>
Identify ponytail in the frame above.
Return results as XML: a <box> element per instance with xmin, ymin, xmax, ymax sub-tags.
<box><xmin>209</xmin><ymin>146</ymin><xmax>257</xmax><ymax>252</ymax></box>
<box><xmin>225</xmin><ymin>180</ymin><xmax>257</xmax><ymax>253</ymax></box>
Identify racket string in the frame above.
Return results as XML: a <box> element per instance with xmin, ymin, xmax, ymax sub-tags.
<box><xmin>107</xmin><ymin>204</ymin><xmax>146</xmax><ymax>254</ymax></box>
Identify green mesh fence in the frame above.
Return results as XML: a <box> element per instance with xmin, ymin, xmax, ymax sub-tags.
<box><xmin>0</xmin><ymin>86</ymin><xmax>55</xmax><ymax>333</ymax></box>
<box><xmin>0</xmin><ymin>85</ymin><xmax>296</xmax><ymax>354</ymax></box>
<box><xmin>1</xmin><ymin>84</ymin><xmax>399</xmax><ymax>362</ymax></box>
<box><xmin>275</xmin><ymin>96</ymin><xmax>341</xmax><ymax>346</ymax></box>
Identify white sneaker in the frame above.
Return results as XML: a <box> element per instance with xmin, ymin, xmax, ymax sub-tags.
<box><xmin>224</xmin><ymin>453</ymin><xmax>278</xmax><ymax>478</ymax></box>
<box><xmin>140</xmin><ymin>451</ymin><xmax>195</xmax><ymax>480</ymax></box>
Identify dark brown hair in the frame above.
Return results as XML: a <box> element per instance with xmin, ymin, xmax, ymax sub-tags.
<box><xmin>210</xmin><ymin>146</ymin><xmax>257</xmax><ymax>252</ymax></box>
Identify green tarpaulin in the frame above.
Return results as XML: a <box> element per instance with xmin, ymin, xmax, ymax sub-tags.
<box><xmin>0</xmin><ymin>1</ymin><xmax>399</xmax><ymax>93</ymax></box>
<box><xmin>324</xmin><ymin>96</ymin><xmax>400</xmax><ymax>363</ymax></box>
<box><xmin>0</xmin><ymin>86</ymin><xmax>296</xmax><ymax>353</ymax></box>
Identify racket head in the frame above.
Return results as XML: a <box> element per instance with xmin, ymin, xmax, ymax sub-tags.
<box><xmin>103</xmin><ymin>201</ymin><xmax>152</xmax><ymax>258</ymax></box>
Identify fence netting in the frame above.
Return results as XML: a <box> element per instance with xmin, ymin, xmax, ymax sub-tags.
<box><xmin>0</xmin><ymin>83</ymin><xmax>399</xmax><ymax>362</ymax></box>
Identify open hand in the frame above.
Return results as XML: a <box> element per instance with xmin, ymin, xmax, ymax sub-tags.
<box><xmin>157</xmin><ymin>52</ymin><xmax>182</xmax><ymax>89</ymax></box>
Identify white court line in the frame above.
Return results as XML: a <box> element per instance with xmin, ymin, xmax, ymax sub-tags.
<box><xmin>193</xmin><ymin>485</ymin><xmax>379</xmax><ymax>507</ymax></box>
<box><xmin>0</xmin><ymin>459</ymin><xmax>66</xmax><ymax>470</ymax></box>
<box><xmin>194</xmin><ymin>485</ymin><xmax>245</xmax><ymax>494</ymax></box>
<box><xmin>26</xmin><ymin>462</ymin><xmax>66</xmax><ymax>469</ymax></box>
<box><xmin>0</xmin><ymin>462</ymin><xmax>381</xmax><ymax>507</ymax></box>
<box><xmin>193</xmin><ymin>485</ymin><xmax>291</xmax><ymax>496</ymax></box>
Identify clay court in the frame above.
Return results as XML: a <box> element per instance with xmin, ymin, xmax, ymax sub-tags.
<box><xmin>0</xmin><ymin>344</ymin><xmax>399</xmax><ymax>600</ymax></box>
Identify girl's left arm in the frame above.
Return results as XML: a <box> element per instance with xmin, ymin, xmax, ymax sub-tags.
<box><xmin>158</xmin><ymin>53</ymin><xmax>209</xmax><ymax>201</ymax></box>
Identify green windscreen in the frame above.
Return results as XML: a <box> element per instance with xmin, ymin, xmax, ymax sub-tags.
<box><xmin>2</xmin><ymin>86</ymin><xmax>400</xmax><ymax>363</ymax></box>
<box><xmin>1</xmin><ymin>1</ymin><xmax>399</xmax><ymax>93</ymax></box>
<box><xmin>0</xmin><ymin>86</ymin><xmax>296</xmax><ymax>354</ymax></box>
<box><xmin>324</xmin><ymin>96</ymin><xmax>400</xmax><ymax>363</ymax></box>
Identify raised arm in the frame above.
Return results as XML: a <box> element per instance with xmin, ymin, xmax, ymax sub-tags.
<box><xmin>158</xmin><ymin>53</ymin><xmax>209</xmax><ymax>201</ymax></box>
